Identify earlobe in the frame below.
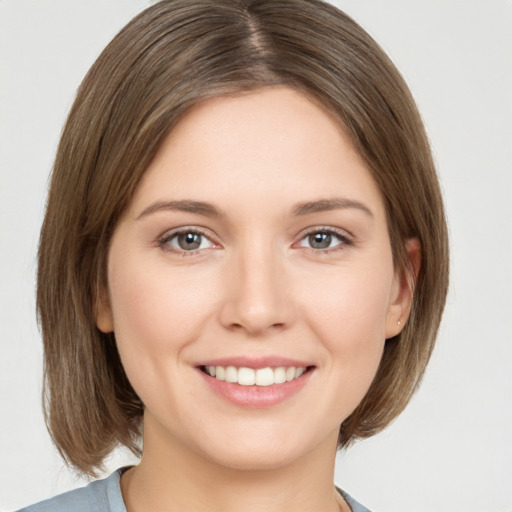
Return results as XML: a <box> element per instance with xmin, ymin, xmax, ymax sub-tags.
<box><xmin>96</xmin><ymin>287</ymin><xmax>114</xmax><ymax>333</ymax></box>
<box><xmin>385</xmin><ymin>238</ymin><xmax>421</xmax><ymax>339</ymax></box>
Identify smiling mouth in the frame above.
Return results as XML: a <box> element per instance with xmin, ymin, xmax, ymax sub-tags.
<box><xmin>199</xmin><ymin>365</ymin><xmax>313</xmax><ymax>386</ymax></box>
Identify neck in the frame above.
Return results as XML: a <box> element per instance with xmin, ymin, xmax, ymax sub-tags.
<box><xmin>121</xmin><ymin>414</ymin><xmax>347</xmax><ymax>512</ymax></box>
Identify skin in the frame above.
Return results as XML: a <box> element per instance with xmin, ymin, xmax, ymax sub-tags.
<box><xmin>97</xmin><ymin>87</ymin><xmax>416</xmax><ymax>512</ymax></box>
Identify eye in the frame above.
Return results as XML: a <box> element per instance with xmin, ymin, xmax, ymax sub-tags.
<box><xmin>160</xmin><ymin>229</ymin><xmax>215</xmax><ymax>252</ymax></box>
<box><xmin>296</xmin><ymin>229</ymin><xmax>351</xmax><ymax>251</ymax></box>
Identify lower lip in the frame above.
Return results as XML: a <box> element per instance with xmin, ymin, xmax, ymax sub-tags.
<box><xmin>198</xmin><ymin>369</ymin><xmax>313</xmax><ymax>408</ymax></box>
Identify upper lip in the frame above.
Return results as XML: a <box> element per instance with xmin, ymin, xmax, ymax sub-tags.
<box><xmin>196</xmin><ymin>356</ymin><xmax>314</xmax><ymax>369</ymax></box>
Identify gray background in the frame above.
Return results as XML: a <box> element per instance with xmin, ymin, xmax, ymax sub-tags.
<box><xmin>1</xmin><ymin>1</ymin><xmax>511</xmax><ymax>510</ymax></box>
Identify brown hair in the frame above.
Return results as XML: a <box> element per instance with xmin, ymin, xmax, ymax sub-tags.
<box><xmin>38</xmin><ymin>0</ymin><xmax>449</xmax><ymax>475</ymax></box>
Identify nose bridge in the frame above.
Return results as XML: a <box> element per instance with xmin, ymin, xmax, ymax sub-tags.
<box><xmin>220</xmin><ymin>236</ymin><xmax>292</xmax><ymax>334</ymax></box>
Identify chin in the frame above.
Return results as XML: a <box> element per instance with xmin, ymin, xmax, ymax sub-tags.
<box><xmin>191</xmin><ymin>422</ymin><xmax>336</xmax><ymax>473</ymax></box>
<box><xmin>202</xmin><ymin>444</ymin><xmax>303</xmax><ymax>472</ymax></box>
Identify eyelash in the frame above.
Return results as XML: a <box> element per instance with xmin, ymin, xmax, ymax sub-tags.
<box><xmin>158</xmin><ymin>227</ymin><xmax>217</xmax><ymax>256</ymax></box>
<box><xmin>295</xmin><ymin>227</ymin><xmax>353</xmax><ymax>253</ymax></box>
<box><xmin>157</xmin><ymin>226</ymin><xmax>353</xmax><ymax>256</ymax></box>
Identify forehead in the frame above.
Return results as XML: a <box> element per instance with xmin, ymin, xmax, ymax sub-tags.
<box><xmin>129</xmin><ymin>86</ymin><xmax>385</xmax><ymax>219</ymax></box>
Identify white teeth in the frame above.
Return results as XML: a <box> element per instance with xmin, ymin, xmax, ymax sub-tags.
<box><xmin>274</xmin><ymin>367</ymin><xmax>287</xmax><ymax>384</ymax></box>
<box><xmin>255</xmin><ymin>367</ymin><xmax>274</xmax><ymax>386</ymax></box>
<box><xmin>205</xmin><ymin>365</ymin><xmax>307</xmax><ymax>386</ymax></box>
<box><xmin>225</xmin><ymin>366</ymin><xmax>237</xmax><ymax>383</ymax></box>
<box><xmin>238</xmin><ymin>367</ymin><xmax>255</xmax><ymax>386</ymax></box>
<box><xmin>215</xmin><ymin>366</ymin><xmax>225</xmax><ymax>381</ymax></box>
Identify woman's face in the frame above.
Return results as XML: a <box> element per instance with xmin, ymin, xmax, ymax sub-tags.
<box><xmin>97</xmin><ymin>87</ymin><xmax>409</xmax><ymax>471</ymax></box>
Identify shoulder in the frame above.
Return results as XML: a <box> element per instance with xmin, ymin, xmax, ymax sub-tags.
<box><xmin>15</xmin><ymin>468</ymin><xmax>127</xmax><ymax>512</ymax></box>
<box><xmin>337</xmin><ymin>487</ymin><xmax>373</xmax><ymax>512</ymax></box>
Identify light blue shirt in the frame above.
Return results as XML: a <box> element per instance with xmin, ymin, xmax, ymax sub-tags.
<box><xmin>16</xmin><ymin>468</ymin><xmax>372</xmax><ymax>512</ymax></box>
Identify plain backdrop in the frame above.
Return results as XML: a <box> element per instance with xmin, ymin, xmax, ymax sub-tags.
<box><xmin>1</xmin><ymin>1</ymin><xmax>511</xmax><ymax>511</ymax></box>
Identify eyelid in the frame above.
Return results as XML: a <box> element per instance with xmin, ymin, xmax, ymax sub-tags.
<box><xmin>158</xmin><ymin>226</ymin><xmax>220</xmax><ymax>254</ymax></box>
<box><xmin>156</xmin><ymin>225</ymin><xmax>353</xmax><ymax>255</ymax></box>
<box><xmin>293</xmin><ymin>226</ymin><xmax>354</xmax><ymax>251</ymax></box>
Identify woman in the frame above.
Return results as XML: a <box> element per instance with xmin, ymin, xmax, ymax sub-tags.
<box><xmin>18</xmin><ymin>0</ymin><xmax>449</xmax><ymax>510</ymax></box>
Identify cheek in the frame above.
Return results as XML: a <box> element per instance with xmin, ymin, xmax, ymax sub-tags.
<box><xmin>106</xmin><ymin>256</ymin><xmax>219</xmax><ymax>391</ymax></box>
<box><xmin>299</xmin><ymin>261</ymin><xmax>392</xmax><ymax>397</ymax></box>
<box><xmin>303</xmin><ymin>259</ymin><xmax>392</xmax><ymax>334</ymax></box>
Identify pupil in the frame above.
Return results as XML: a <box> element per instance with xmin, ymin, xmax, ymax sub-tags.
<box><xmin>309</xmin><ymin>232</ymin><xmax>331</xmax><ymax>249</ymax></box>
<box><xmin>178</xmin><ymin>232</ymin><xmax>201</xmax><ymax>250</ymax></box>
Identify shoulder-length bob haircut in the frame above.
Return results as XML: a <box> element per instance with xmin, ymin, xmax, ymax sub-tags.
<box><xmin>38</xmin><ymin>0</ymin><xmax>449</xmax><ymax>475</ymax></box>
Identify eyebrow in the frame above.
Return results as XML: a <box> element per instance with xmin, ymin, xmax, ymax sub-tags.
<box><xmin>292</xmin><ymin>198</ymin><xmax>374</xmax><ymax>218</ymax></box>
<box><xmin>136</xmin><ymin>197</ymin><xmax>373</xmax><ymax>220</ymax></box>
<box><xmin>136</xmin><ymin>200</ymin><xmax>225</xmax><ymax>220</ymax></box>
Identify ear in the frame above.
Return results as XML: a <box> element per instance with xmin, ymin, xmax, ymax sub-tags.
<box><xmin>385</xmin><ymin>238</ymin><xmax>421</xmax><ymax>339</ymax></box>
<box><xmin>95</xmin><ymin>286</ymin><xmax>114</xmax><ymax>333</ymax></box>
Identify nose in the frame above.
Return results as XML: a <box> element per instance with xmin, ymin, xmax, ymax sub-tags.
<box><xmin>218</xmin><ymin>243</ymin><xmax>295</xmax><ymax>336</ymax></box>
